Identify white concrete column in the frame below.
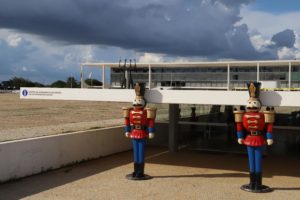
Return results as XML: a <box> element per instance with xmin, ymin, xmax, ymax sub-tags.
<box><xmin>125</xmin><ymin>70</ymin><xmax>129</xmax><ymax>89</ymax></box>
<box><xmin>102</xmin><ymin>65</ymin><xmax>105</xmax><ymax>89</ymax></box>
<box><xmin>81</xmin><ymin>65</ymin><xmax>84</xmax><ymax>88</ymax></box>
<box><xmin>257</xmin><ymin>63</ymin><xmax>260</xmax><ymax>82</ymax></box>
<box><xmin>289</xmin><ymin>62</ymin><xmax>292</xmax><ymax>89</ymax></box>
<box><xmin>148</xmin><ymin>64</ymin><xmax>152</xmax><ymax>89</ymax></box>
<box><xmin>227</xmin><ymin>64</ymin><xmax>230</xmax><ymax>90</ymax></box>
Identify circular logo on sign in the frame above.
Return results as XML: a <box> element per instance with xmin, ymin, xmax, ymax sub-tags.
<box><xmin>22</xmin><ymin>90</ymin><xmax>28</xmax><ymax>96</ymax></box>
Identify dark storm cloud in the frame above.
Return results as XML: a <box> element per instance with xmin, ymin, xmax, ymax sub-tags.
<box><xmin>0</xmin><ymin>0</ymin><xmax>286</xmax><ymax>59</ymax></box>
<box><xmin>271</xmin><ymin>29</ymin><xmax>296</xmax><ymax>48</ymax></box>
<box><xmin>222</xmin><ymin>24</ymin><xmax>277</xmax><ymax>59</ymax></box>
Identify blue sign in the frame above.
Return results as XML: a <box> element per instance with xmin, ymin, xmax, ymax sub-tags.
<box><xmin>22</xmin><ymin>90</ymin><xmax>28</xmax><ymax>96</ymax></box>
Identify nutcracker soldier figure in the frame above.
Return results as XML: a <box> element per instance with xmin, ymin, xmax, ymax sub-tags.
<box><xmin>234</xmin><ymin>82</ymin><xmax>275</xmax><ymax>193</ymax></box>
<box><xmin>122</xmin><ymin>82</ymin><xmax>156</xmax><ymax>180</ymax></box>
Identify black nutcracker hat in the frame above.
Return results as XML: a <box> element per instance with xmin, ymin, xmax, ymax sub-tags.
<box><xmin>134</xmin><ymin>82</ymin><xmax>146</xmax><ymax>100</ymax></box>
<box><xmin>247</xmin><ymin>82</ymin><xmax>261</xmax><ymax>100</ymax></box>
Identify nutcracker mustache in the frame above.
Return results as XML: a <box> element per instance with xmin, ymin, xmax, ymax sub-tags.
<box><xmin>246</xmin><ymin>107</ymin><xmax>259</xmax><ymax>110</ymax></box>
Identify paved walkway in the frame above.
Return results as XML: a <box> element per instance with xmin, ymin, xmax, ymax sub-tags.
<box><xmin>0</xmin><ymin>147</ymin><xmax>299</xmax><ymax>200</ymax></box>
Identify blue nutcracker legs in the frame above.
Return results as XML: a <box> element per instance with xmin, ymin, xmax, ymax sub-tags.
<box><xmin>247</xmin><ymin>146</ymin><xmax>263</xmax><ymax>174</ymax></box>
<box><xmin>133</xmin><ymin>139</ymin><xmax>145</xmax><ymax>164</ymax></box>
<box><xmin>241</xmin><ymin>146</ymin><xmax>272</xmax><ymax>192</ymax></box>
<box><xmin>131</xmin><ymin>139</ymin><xmax>148</xmax><ymax>179</ymax></box>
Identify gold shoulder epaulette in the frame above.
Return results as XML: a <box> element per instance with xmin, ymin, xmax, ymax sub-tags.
<box><xmin>264</xmin><ymin>109</ymin><xmax>275</xmax><ymax>123</ymax></box>
<box><xmin>233</xmin><ymin>109</ymin><xmax>245</xmax><ymax>123</ymax></box>
<box><xmin>145</xmin><ymin>107</ymin><xmax>157</xmax><ymax>119</ymax></box>
<box><xmin>122</xmin><ymin>107</ymin><xmax>132</xmax><ymax>118</ymax></box>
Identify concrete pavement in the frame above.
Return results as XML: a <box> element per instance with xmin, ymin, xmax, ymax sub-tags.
<box><xmin>0</xmin><ymin>147</ymin><xmax>299</xmax><ymax>200</ymax></box>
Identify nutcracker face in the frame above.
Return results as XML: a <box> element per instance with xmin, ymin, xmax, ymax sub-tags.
<box><xmin>246</xmin><ymin>99</ymin><xmax>261</xmax><ymax>112</ymax></box>
<box><xmin>133</xmin><ymin>97</ymin><xmax>146</xmax><ymax>108</ymax></box>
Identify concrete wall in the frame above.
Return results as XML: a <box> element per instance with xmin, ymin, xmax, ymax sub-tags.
<box><xmin>0</xmin><ymin>123</ymin><xmax>169</xmax><ymax>183</ymax></box>
<box><xmin>0</xmin><ymin>126</ymin><xmax>131</xmax><ymax>183</ymax></box>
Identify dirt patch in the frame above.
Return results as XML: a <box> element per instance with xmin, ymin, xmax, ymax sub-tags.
<box><xmin>0</xmin><ymin>93</ymin><xmax>131</xmax><ymax>141</ymax></box>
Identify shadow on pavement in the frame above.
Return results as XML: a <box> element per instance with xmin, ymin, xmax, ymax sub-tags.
<box><xmin>273</xmin><ymin>187</ymin><xmax>300</xmax><ymax>191</ymax></box>
<box><xmin>152</xmin><ymin>172</ymin><xmax>248</xmax><ymax>179</ymax></box>
<box><xmin>0</xmin><ymin>150</ymin><xmax>134</xmax><ymax>200</ymax></box>
<box><xmin>146</xmin><ymin>147</ymin><xmax>300</xmax><ymax>178</ymax></box>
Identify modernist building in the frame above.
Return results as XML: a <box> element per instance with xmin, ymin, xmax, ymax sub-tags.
<box><xmin>106</xmin><ymin>60</ymin><xmax>300</xmax><ymax>89</ymax></box>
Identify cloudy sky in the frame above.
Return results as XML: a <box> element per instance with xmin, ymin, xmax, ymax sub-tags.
<box><xmin>0</xmin><ymin>0</ymin><xmax>300</xmax><ymax>84</ymax></box>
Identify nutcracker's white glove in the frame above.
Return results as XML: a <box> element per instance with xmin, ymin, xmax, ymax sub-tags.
<box><xmin>125</xmin><ymin>132</ymin><xmax>130</xmax><ymax>138</ymax></box>
<box><xmin>267</xmin><ymin>139</ymin><xmax>273</xmax><ymax>146</ymax></box>
<box><xmin>149</xmin><ymin>133</ymin><xmax>155</xmax><ymax>139</ymax></box>
<box><xmin>238</xmin><ymin>138</ymin><xmax>244</xmax><ymax>145</ymax></box>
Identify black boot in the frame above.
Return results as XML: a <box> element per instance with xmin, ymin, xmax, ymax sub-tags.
<box><xmin>241</xmin><ymin>172</ymin><xmax>255</xmax><ymax>191</ymax></box>
<box><xmin>252</xmin><ymin>172</ymin><xmax>273</xmax><ymax>193</ymax></box>
<box><xmin>140</xmin><ymin>163</ymin><xmax>145</xmax><ymax>177</ymax></box>
<box><xmin>255</xmin><ymin>172</ymin><xmax>262</xmax><ymax>190</ymax></box>
<box><xmin>241</xmin><ymin>172</ymin><xmax>273</xmax><ymax>193</ymax></box>
<box><xmin>132</xmin><ymin>163</ymin><xmax>138</xmax><ymax>177</ymax></box>
<box><xmin>127</xmin><ymin>163</ymin><xmax>151</xmax><ymax>180</ymax></box>
<box><xmin>249</xmin><ymin>172</ymin><xmax>256</xmax><ymax>190</ymax></box>
<box><xmin>136</xmin><ymin>163</ymin><xmax>145</xmax><ymax>178</ymax></box>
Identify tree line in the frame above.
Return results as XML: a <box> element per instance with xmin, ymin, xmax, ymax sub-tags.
<box><xmin>0</xmin><ymin>76</ymin><xmax>102</xmax><ymax>90</ymax></box>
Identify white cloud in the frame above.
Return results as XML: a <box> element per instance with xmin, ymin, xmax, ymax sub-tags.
<box><xmin>138</xmin><ymin>53</ymin><xmax>164</xmax><ymax>63</ymax></box>
<box><xmin>278</xmin><ymin>47</ymin><xmax>297</xmax><ymax>60</ymax></box>
<box><xmin>249</xmin><ymin>34</ymin><xmax>273</xmax><ymax>51</ymax></box>
<box><xmin>241</xmin><ymin>7</ymin><xmax>300</xmax><ymax>36</ymax></box>
<box><xmin>21</xmin><ymin>66</ymin><xmax>28</xmax><ymax>72</ymax></box>
<box><xmin>82</xmin><ymin>46</ymin><xmax>95</xmax><ymax>62</ymax></box>
<box><xmin>6</xmin><ymin>34</ymin><xmax>23</xmax><ymax>47</ymax></box>
<box><xmin>19</xmin><ymin>66</ymin><xmax>36</xmax><ymax>72</ymax></box>
<box><xmin>241</xmin><ymin>6</ymin><xmax>300</xmax><ymax>60</ymax></box>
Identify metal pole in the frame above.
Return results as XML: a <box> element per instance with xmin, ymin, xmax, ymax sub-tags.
<box><xmin>102</xmin><ymin>65</ymin><xmax>105</xmax><ymax>89</ymax></box>
<box><xmin>169</xmin><ymin>104</ymin><xmax>179</xmax><ymax>152</ymax></box>
<box><xmin>257</xmin><ymin>62</ymin><xmax>260</xmax><ymax>82</ymax></box>
<box><xmin>227</xmin><ymin>64</ymin><xmax>230</xmax><ymax>90</ymax></box>
<box><xmin>289</xmin><ymin>61</ymin><xmax>291</xmax><ymax>89</ymax></box>
<box><xmin>148</xmin><ymin>64</ymin><xmax>152</xmax><ymax>89</ymax></box>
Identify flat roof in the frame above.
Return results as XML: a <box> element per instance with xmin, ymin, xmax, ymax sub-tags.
<box><xmin>81</xmin><ymin>60</ymin><xmax>300</xmax><ymax>68</ymax></box>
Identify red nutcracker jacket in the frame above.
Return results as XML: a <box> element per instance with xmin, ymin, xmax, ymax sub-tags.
<box><xmin>124</xmin><ymin>107</ymin><xmax>155</xmax><ymax>139</ymax></box>
<box><xmin>236</xmin><ymin>111</ymin><xmax>273</xmax><ymax>146</ymax></box>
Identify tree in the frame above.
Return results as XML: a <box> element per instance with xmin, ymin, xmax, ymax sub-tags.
<box><xmin>50</xmin><ymin>80</ymin><xmax>66</xmax><ymax>88</ymax></box>
<box><xmin>2</xmin><ymin>77</ymin><xmax>44</xmax><ymax>89</ymax></box>
<box><xmin>66</xmin><ymin>77</ymin><xmax>79</xmax><ymax>88</ymax></box>
<box><xmin>32</xmin><ymin>82</ymin><xmax>45</xmax><ymax>87</ymax></box>
<box><xmin>84</xmin><ymin>79</ymin><xmax>103</xmax><ymax>87</ymax></box>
